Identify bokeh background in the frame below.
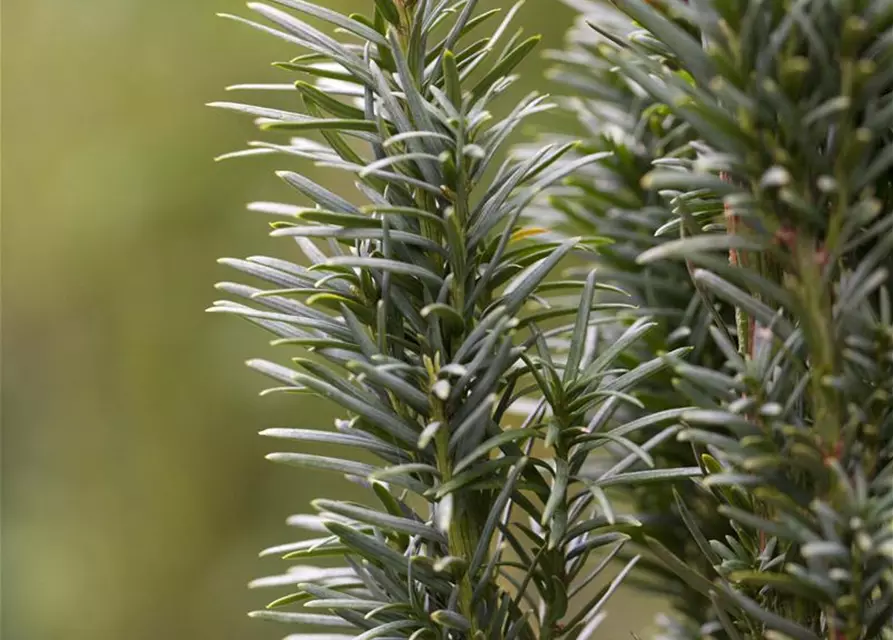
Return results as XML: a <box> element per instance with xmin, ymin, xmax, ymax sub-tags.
<box><xmin>2</xmin><ymin>1</ymin><xmax>662</xmax><ymax>638</ymax></box>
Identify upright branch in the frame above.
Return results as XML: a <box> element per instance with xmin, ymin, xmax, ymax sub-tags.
<box><xmin>538</xmin><ymin>1</ymin><xmax>893</xmax><ymax>638</ymax></box>
<box><xmin>209</xmin><ymin>1</ymin><xmax>681</xmax><ymax>639</ymax></box>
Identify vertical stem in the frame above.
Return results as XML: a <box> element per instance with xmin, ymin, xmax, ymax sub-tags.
<box><xmin>434</xmin><ymin>420</ymin><xmax>479</xmax><ymax>634</ymax></box>
<box><xmin>431</xmin><ymin>156</ymin><xmax>481</xmax><ymax>636</ymax></box>
<box><xmin>795</xmin><ymin>234</ymin><xmax>840</xmax><ymax>447</ymax></box>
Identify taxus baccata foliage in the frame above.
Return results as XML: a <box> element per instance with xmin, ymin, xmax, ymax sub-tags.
<box><xmin>208</xmin><ymin>1</ymin><xmax>678</xmax><ymax>639</ymax></box>
<box><xmin>533</xmin><ymin>0</ymin><xmax>893</xmax><ymax>638</ymax></box>
<box><xmin>210</xmin><ymin>0</ymin><xmax>893</xmax><ymax>639</ymax></box>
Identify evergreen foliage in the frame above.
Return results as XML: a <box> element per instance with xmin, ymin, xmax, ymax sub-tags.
<box><xmin>211</xmin><ymin>0</ymin><xmax>893</xmax><ymax>638</ymax></box>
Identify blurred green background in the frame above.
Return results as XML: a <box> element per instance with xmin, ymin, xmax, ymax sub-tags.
<box><xmin>2</xmin><ymin>1</ymin><xmax>661</xmax><ymax>638</ymax></box>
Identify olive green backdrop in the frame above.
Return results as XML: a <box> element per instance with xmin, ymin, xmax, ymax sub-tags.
<box><xmin>2</xmin><ymin>1</ymin><xmax>662</xmax><ymax>638</ymax></box>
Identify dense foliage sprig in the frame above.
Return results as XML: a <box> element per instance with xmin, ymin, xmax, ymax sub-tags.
<box><xmin>209</xmin><ymin>1</ymin><xmax>697</xmax><ymax>639</ymax></box>
<box><xmin>537</xmin><ymin>1</ymin><xmax>893</xmax><ymax>638</ymax></box>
